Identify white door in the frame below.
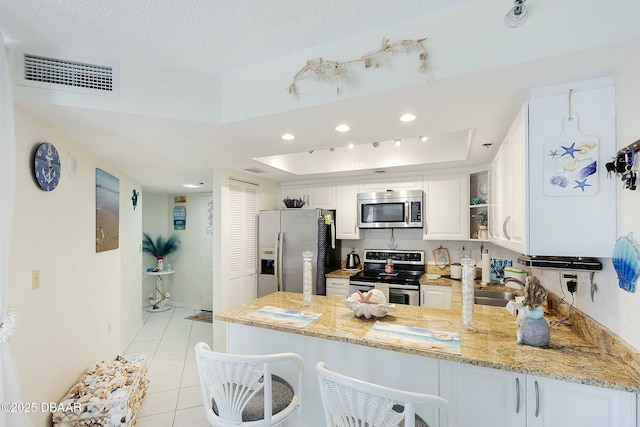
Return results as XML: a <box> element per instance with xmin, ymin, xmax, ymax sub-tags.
<box><xmin>228</xmin><ymin>180</ymin><xmax>259</xmax><ymax>307</ymax></box>
<box><xmin>199</xmin><ymin>194</ymin><xmax>214</xmax><ymax>310</ymax></box>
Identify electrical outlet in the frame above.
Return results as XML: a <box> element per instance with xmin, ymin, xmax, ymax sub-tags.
<box><xmin>32</xmin><ymin>269</ymin><xmax>40</xmax><ymax>290</ymax></box>
<box><xmin>561</xmin><ymin>273</ymin><xmax>578</xmax><ymax>294</ymax></box>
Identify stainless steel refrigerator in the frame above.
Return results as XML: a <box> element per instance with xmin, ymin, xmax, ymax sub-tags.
<box><xmin>258</xmin><ymin>209</ymin><xmax>341</xmax><ymax>297</ymax></box>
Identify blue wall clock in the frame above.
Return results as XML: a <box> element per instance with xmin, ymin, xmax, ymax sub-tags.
<box><xmin>34</xmin><ymin>142</ymin><xmax>61</xmax><ymax>191</ymax></box>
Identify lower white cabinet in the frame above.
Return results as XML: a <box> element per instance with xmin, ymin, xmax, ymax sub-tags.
<box><xmin>526</xmin><ymin>375</ymin><xmax>636</xmax><ymax>427</ymax></box>
<box><xmin>440</xmin><ymin>361</ymin><xmax>525</xmax><ymax>427</ymax></box>
<box><xmin>326</xmin><ymin>277</ymin><xmax>349</xmax><ymax>298</ymax></box>
<box><xmin>420</xmin><ymin>284</ymin><xmax>452</xmax><ymax>309</ymax></box>
<box><xmin>439</xmin><ymin>361</ymin><xmax>636</xmax><ymax>427</ymax></box>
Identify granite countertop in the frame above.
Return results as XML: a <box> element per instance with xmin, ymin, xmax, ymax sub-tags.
<box><xmin>216</xmin><ymin>289</ymin><xmax>640</xmax><ymax>393</ymax></box>
<box><xmin>325</xmin><ymin>268</ymin><xmax>360</xmax><ymax>279</ymax></box>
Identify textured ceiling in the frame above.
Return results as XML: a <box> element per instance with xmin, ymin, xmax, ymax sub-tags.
<box><xmin>0</xmin><ymin>0</ymin><xmax>467</xmax><ymax>73</ymax></box>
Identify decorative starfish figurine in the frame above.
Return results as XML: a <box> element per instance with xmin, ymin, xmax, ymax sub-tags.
<box><xmin>547</xmin><ymin>149</ymin><xmax>560</xmax><ymax>159</ymax></box>
<box><xmin>561</xmin><ymin>142</ymin><xmax>580</xmax><ymax>158</ymax></box>
<box><xmin>573</xmin><ymin>179</ymin><xmax>592</xmax><ymax>192</ymax></box>
<box><xmin>356</xmin><ymin>290</ymin><xmax>378</xmax><ymax>304</ymax></box>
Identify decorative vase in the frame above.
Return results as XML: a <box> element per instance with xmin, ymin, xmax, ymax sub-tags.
<box><xmin>156</xmin><ymin>257</ymin><xmax>164</xmax><ymax>271</ymax></box>
<box><xmin>461</xmin><ymin>257</ymin><xmax>476</xmax><ymax>332</ymax></box>
<box><xmin>302</xmin><ymin>251</ymin><xmax>313</xmax><ymax>306</ymax></box>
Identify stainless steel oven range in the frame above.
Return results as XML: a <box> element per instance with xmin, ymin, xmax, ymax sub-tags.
<box><xmin>349</xmin><ymin>249</ymin><xmax>424</xmax><ymax>306</ymax></box>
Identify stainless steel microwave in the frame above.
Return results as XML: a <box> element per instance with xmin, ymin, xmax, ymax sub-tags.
<box><xmin>357</xmin><ymin>190</ymin><xmax>423</xmax><ymax>228</ymax></box>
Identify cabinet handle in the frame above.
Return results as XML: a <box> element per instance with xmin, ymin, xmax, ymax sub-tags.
<box><xmin>535</xmin><ymin>380</ymin><xmax>540</xmax><ymax>417</ymax></box>
<box><xmin>515</xmin><ymin>377</ymin><xmax>520</xmax><ymax>414</ymax></box>
<box><xmin>503</xmin><ymin>216</ymin><xmax>511</xmax><ymax>240</ymax></box>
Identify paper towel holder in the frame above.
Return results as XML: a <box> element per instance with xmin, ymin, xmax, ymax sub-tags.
<box><xmin>480</xmin><ymin>249</ymin><xmax>492</xmax><ymax>287</ymax></box>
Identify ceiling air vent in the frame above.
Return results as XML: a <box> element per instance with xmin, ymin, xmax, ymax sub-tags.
<box><xmin>244</xmin><ymin>167</ymin><xmax>266</xmax><ymax>174</ymax></box>
<box><xmin>17</xmin><ymin>49</ymin><xmax>118</xmax><ymax>96</ymax></box>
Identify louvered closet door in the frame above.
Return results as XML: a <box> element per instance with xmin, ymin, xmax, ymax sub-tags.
<box><xmin>227</xmin><ymin>180</ymin><xmax>259</xmax><ymax>307</ymax></box>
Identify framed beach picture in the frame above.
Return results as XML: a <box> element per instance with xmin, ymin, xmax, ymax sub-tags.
<box><xmin>96</xmin><ymin>168</ymin><xmax>120</xmax><ymax>252</ymax></box>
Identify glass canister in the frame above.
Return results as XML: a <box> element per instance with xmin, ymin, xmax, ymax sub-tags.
<box><xmin>461</xmin><ymin>257</ymin><xmax>476</xmax><ymax>332</ymax></box>
<box><xmin>302</xmin><ymin>250</ymin><xmax>313</xmax><ymax>306</ymax></box>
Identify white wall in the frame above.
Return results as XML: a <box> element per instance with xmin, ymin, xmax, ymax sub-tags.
<box><xmin>9</xmin><ymin>107</ymin><xmax>142</xmax><ymax>426</ymax></box>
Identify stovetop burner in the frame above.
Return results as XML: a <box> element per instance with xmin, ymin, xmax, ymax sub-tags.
<box><xmin>349</xmin><ymin>249</ymin><xmax>425</xmax><ymax>286</ymax></box>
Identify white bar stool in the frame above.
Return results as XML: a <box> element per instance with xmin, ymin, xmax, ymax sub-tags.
<box><xmin>316</xmin><ymin>361</ymin><xmax>456</xmax><ymax>427</ymax></box>
<box><xmin>194</xmin><ymin>342</ymin><xmax>304</xmax><ymax>427</ymax></box>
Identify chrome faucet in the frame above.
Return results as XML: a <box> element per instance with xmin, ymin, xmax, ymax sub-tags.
<box><xmin>503</xmin><ymin>277</ymin><xmax>525</xmax><ymax>289</ymax></box>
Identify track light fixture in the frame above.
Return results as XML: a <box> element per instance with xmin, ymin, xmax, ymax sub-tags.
<box><xmin>505</xmin><ymin>0</ymin><xmax>528</xmax><ymax>28</ymax></box>
<box><xmin>372</xmin><ymin>141</ymin><xmax>380</xmax><ymax>148</ymax></box>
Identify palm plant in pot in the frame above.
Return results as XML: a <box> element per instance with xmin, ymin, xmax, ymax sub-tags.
<box><xmin>142</xmin><ymin>233</ymin><xmax>181</xmax><ymax>271</ymax></box>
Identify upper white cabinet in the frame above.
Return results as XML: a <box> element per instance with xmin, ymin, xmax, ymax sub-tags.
<box><xmin>280</xmin><ymin>182</ymin><xmax>336</xmax><ymax>209</ymax></box>
<box><xmin>527</xmin><ymin>80</ymin><xmax>616</xmax><ymax>257</ymax></box>
<box><xmin>358</xmin><ymin>176</ymin><xmax>423</xmax><ymax>193</ymax></box>
<box><xmin>335</xmin><ymin>181</ymin><xmax>360</xmax><ymax>240</ymax></box>
<box><xmin>490</xmin><ymin>78</ymin><xmax>616</xmax><ymax>257</ymax></box>
<box><xmin>423</xmin><ymin>174</ymin><xmax>469</xmax><ymax>241</ymax></box>
<box><xmin>490</xmin><ymin>105</ymin><xmax>527</xmax><ymax>253</ymax></box>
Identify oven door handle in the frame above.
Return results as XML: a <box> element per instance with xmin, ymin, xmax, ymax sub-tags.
<box><xmin>349</xmin><ymin>280</ymin><xmax>375</xmax><ymax>287</ymax></box>
<box><xmin>349</xmin><ymin>281</ymin><xmax>419</xmax><ymax>290</ymax></box>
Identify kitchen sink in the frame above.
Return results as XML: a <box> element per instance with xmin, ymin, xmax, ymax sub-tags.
<box><xmin>474</xmin><ymin>289</ymin><xmax>516</xmax><ymax>307</ymax></box>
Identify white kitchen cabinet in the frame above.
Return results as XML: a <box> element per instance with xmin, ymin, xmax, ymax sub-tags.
<box><xmin>279</xmin><ymin>182</ymin><xmax>336</xmax><ymax>209</ymax></box>
<box><xmin>527</xmin><ymin>80</ymin><xmax>616</xmax><ymax>257</ymax></box>
<box><xmin>491</xmin><ymin>78</ymin><xmax>616</xmax><ymax>257</ymax></box>
<box><xmin>490</xmin><ymin>105</ymin><xmax>527</xmax><ymax>253</ymax></box>
<box><xmin>358</xmin><ymin>175</ymin><xmax>423</xmax><ymax>193</ymax></box>
<box><xmin>335</xmin><ymin>181</ymin><xmax>360</xmax><ymax>239</ymax></box>
<box><xmin>326</xmin><ymin>277</ymin><xmax>349</xmax><ymax>298</ymax></box>
<box><xmin>440</xmin><ymin>360</ymin><xmax>526</xmax><ymax>427</ymax></box>
<box><xmin>423</xmin><ymin>174</ymin><xmax>469</xmax><ymax>241</ymax></box>
<box><xmin>526</xmin><ymin>375</ymin><xmax>635</xmax><ymax>427</ymax></box>
<box><xmin>440</xmin><ymin>361</ymin><xmax>636</xmax><ymax>427</ymax></box>
<box><xmin>420</xmin><ymin>284</ymin><xmax>452</xmax><ymax>309</ymax></box>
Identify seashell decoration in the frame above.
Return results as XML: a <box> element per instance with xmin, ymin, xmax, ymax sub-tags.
<box><xmin>51</xmin><ymin>355</ymin><xmax>149</xmax><ymax>426</ymax></box>
<box><xmin>612</xmin><ymin>233</ymin><xmax>640</xmax><ymax>292</ymax></box>
<box><xmin>344</xmin><ymin>289</ymin><xmax>396</xmax><ymax>319</ymax></box>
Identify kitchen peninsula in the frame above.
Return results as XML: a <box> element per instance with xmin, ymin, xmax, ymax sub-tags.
<box><xmin>216</xmin><ymin>289</ymin><xmax>639</xmax><ymax>426</ymax></box>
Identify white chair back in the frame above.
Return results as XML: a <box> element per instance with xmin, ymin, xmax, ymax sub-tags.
<box><xmin>194</xmin><ymin>342</ymin><xmax>303</xmax><ymax>427</ymax></box>
<box><xmin>316</xmin><ymin>361</ymin><xmax>456</xmax><ymax>427</ymax></box>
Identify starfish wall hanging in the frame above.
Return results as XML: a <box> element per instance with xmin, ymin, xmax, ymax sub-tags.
<box><xmin>287</xmin><ymin>37</ymin><xmax>428</xmax><ymax>98</ymax></box>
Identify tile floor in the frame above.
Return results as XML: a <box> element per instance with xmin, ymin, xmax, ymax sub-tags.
<box><xmin>123</xmin><ymin>306</ymin><xmax>213</xmax><ymax>427</ymax></box>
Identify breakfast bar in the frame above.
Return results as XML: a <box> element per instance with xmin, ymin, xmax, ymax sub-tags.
<box><xmin>215</xmin><ymin>291</ymin><xmax>640</xmax><ymax>426</ymax></box>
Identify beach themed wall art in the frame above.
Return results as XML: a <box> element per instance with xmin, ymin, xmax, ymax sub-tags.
<box><xmin>173</xmin><ymin>206</ymin><xmax>186</xmax><ymax>230</ymax></box>
<box><xmin>612</xmin><ymin>233</ymin><xmax>640</xmax><ymax>293</ymax></box>
<box><xmin>96</xmin><ymin>168</ymin><xmax>120</xmax><ymax>252</ymax></box>
<box><xmin>544</xmin><ymin>113</ymin><xmax>599</xmax><ymax>196</ymax></box>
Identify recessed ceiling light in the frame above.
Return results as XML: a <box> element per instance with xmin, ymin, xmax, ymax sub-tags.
<box><xmin>394</xmin><ymin>139</ymin><xmax>401</xmax><ymax>146</ymax></box>
<box><xmin>420</xmin><ymin>136</ymin><xmax>428</xmax><ymax>142</ymax></box>
<box><xmin>348</xmin><ymin>143</ymin><xmax>354</xmax><ymax>149</ymax></box>
<box><xmin>281</xmin><ymin>133</ymin><xmax>295</xmax><ymax>141</ymax></box>
<box><xmin>335</xmin><ymin>124</ymin><xmax>350</xmax><ymax>133</ymax></box>
<box><xmin>399</xmin><ymin>113</ymin><xmax>416</xmax><ymax>122</ymax></box>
